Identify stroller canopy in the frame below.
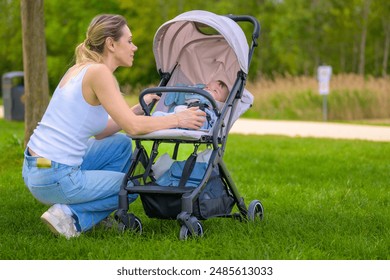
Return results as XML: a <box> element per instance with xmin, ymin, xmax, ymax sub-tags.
<box><xmin>153</xmin><ymin>10</ymin><xmax>250</xmax><ymax>89</ymax></box>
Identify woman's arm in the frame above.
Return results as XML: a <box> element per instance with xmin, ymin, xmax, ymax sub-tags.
<box><xmin>86</xmin><ymin>64</ymin><xmax>205</xmax><ymax>136</ymax></box>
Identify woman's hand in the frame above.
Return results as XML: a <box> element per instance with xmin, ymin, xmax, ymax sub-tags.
<box><xmin>175</xmin><ymin>107</ymin><xmax>206</xmax><ymax>130</ymax></box>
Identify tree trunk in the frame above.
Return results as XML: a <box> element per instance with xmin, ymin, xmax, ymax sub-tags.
<box><xmin>382</xmin><ymin>18</ymin><xmax>390</xmax><ymax>77</ymax></box>
<box><xmin>20</xmin><ymin>0</ymin><xmax>50</xmax><ymax>147</ymax></box>
<box><xmin>358</xmin><ymin>0</ymin><xmax>371</xmax><ymax>75</ymax></box>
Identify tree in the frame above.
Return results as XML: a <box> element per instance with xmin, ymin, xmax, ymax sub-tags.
<box><xmin>358</xmin><ymin>0</ymin><xmax>371</xmax><ymax>75</ymax></box>
<box><xmin>371</xmin><ymin>0</ymin><xmax>390</xmax><ymax>77</ymax></box>
<box><xmin>21</xmin><ymin>0</ymin><xmax>50</xmax><ymax>146</ymax></box>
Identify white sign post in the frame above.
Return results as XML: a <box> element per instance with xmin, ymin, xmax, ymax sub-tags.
<box><xmin>317</xmin><ymin>65</ymin><xmax>332</xmax><ymax>121</ymax></box>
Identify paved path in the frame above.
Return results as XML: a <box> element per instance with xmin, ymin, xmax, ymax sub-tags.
<box><xmin>230</xmin><ymin>119</ymin><xmax>390</xmax><ymax>142</ymax></box>
<box><xmin>1</xmin><ymin>105</ymin><xmax>389</xmax><ymax>142</ymax></box>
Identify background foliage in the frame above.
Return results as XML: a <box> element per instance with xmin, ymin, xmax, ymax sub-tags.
<box><xmin>1</xmin><ymin>0</ymin><xmax>389</xmax><ymax>94</ymax></box>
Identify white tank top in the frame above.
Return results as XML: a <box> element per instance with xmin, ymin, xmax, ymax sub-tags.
<box><xmin>28</xmin><ymin>65</ymin><xmax>108</xmax><ymax>166</ymax></box>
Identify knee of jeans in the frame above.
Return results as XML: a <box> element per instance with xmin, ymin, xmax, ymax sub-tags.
<box><xmin>113</xmin><ymin>133</ymin><xmax>132</xmax><ymax>152</ymax></box>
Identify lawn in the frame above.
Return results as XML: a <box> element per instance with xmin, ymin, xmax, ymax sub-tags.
<box><xmin>0</xmin><ymin>119</ymin><xmax>389</xmax><ymax>260</ymax></box>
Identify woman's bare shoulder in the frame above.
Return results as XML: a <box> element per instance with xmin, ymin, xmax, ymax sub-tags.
<box><xmin>84</xmin><ymin>63</ymin><xmax>114</xmax><ymax>84</ymax></box>
<box><xmin>85</xmin><ymin>63</ymin><xmax>111</xmax><ymax>74</ymax></box>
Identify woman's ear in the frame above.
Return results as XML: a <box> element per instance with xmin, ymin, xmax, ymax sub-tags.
<box><xmin>105</xmin><ymin>37</ymin><xmax>115</xmax><ymax>52</ymax></box>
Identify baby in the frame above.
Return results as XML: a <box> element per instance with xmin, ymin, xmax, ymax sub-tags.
<box><xmin>153</xmin><ymin>80</ymin><xmax>229</xmax><ymax>130</ymax></box>
<box><xmin>203</xmin><ymin>80</ymin><xmax>230</xmax><ymax>103</ymax></box>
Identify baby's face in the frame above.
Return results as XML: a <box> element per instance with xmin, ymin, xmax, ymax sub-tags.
<box><xmin>204</xmin><ymin>81</ymin><xmax>228</xmax><ymax>102</ymax></box>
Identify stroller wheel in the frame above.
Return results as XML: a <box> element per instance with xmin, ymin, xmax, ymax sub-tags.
<box><xmin>179</xmin><ymin>221</ymin><xmax>204</xmax><ymax>240</ymax></box>
<box><xmin>247</xmin><ymin>200</ymin><xmax>264</xmax><ymax>222</ymax></box>
<box><xmin>117</xmin><ymin>213</ymin><xmax>143</xmax><ymax>234</ymax></box>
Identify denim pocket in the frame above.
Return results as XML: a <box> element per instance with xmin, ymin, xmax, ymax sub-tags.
<box><xmin>26</xmin><ymin>164</ymin><xmax>75</xmax><ymax>204</ymax></box>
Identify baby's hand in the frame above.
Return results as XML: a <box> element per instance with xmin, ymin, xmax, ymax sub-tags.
<box><xmin>143</xmin><ymin>94</ymin><xmax>160</xmax><ymax>105</ymax></box>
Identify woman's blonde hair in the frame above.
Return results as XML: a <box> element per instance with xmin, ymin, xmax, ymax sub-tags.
<box><xmin>75</xmin><ymin>14</ymin><xmax>127</xmax><ymax>64</ymax></box>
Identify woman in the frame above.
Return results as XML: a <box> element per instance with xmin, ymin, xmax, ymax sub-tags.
<box><xmin>22</xmin><ymin>14</ymin><xmax>206</xmax><ymax>239</ymax></box>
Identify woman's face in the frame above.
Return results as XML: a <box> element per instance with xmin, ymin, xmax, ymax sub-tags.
<box><xmin>113</xmin><ymin>25</ymin><xmax>138</xmax><ymax>67</ymax></box>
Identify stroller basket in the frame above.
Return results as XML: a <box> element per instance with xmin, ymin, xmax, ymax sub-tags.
<box><xmin>140</xmin><ymin>192</ymin><xmax>235</xmax><ymax>221</ymax></box>
<box><xmin>129</xmin><ymin>166</ymin><xmax>235</xmax><ymax>220</ymax></box>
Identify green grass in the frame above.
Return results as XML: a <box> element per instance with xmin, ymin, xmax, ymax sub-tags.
<box><xmin>0</xmin><ymin>119</ymin><xmax>389</xmax><ymax>260</ymax></box>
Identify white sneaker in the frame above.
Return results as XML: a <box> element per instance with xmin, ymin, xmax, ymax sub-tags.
<box><xmin>41</xmin><ymin>204</ymin><xmax>80</xmax><ymax>239</ymax></box>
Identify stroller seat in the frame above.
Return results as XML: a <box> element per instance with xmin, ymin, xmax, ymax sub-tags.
<box><xmin>131</xmin><ymin>128</ymin><xmax>211</xmax><ymax>141</ymax></box>
<box><xmin>131</xmin><ymin>87</ymin><xmax>254</xmax><ymax>142</ymax></box>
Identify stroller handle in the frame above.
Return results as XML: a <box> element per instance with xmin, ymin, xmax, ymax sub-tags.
<box><xmin>139</xmin><ymin>86</ymin><xmax>219</xmax><ymax>116</ymax></box>
<box><xmin>225</xmin><ymin>15</ymin><xmax>260</xmax><ymax>47</ymax></box>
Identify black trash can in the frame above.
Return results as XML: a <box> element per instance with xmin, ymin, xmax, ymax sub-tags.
<box><xmin>2</xmin><ymin>71</ymin><xmax>25</xmax><ymax>121</ymax></box>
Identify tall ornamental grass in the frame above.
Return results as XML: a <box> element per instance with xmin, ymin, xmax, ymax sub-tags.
<box><xmin>245</xmin><ymin>74</ymin><xmax>390</xmax><ymax>122</ymax></box>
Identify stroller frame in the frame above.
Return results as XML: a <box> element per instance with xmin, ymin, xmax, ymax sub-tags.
<box><xmin>115</xmin><ymin>12</ymin><xmax>264</xmax><ymax>239</ymax></box>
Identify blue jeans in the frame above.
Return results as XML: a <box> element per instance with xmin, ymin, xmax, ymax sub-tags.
<box><xmin>22</xmin><ymin>133</ymin><xmax>137</xmax><ymax>232</ymax></box>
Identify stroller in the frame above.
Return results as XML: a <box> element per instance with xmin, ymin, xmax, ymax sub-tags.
<box><xmin>115</xmin><ymin>10</ymin><xmax>264</xmax><ymax>240</ymax></box>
